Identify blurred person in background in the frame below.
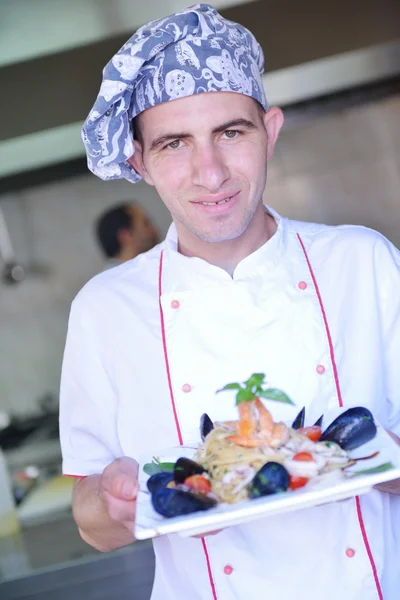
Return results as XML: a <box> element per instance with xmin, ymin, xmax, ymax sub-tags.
<box><xmin>95</xmin><ymin>202</ymin><xmax>159</xmax><ymax>268</ymax></box>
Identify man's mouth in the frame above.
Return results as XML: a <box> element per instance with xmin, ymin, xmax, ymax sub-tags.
<box><xmin>190</xmin><ymin>191</ymin><xmax>240</xmax><ymax>214</ymax></box>
<box><xmin>199</xmin><ymin>197</ymin><xmax>233</xmax><ymax>206</ymax></box>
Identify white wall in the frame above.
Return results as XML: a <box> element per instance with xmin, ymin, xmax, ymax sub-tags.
<box><xmin>0</xmin><ymin>178</ymin><xmax>171</xmax><ymax>415</ymax></box>
<box><xmin>0</xmin><ymin>93</ymin><xmax>399</xmax><ymax>416</ymax></box>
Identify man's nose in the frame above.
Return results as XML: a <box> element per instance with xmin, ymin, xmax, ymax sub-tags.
<box><xmin>191</xmin><ymin>144</ymin><xmax>230</xmax><ymax>192</ymax></box>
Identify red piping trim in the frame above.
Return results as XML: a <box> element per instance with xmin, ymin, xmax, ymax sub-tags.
<box><xmin>158</xmin><ymin>250</ymin><xmax>218</xmax><ymax>598</ymax></box>
<box><xmin>158</xmin><ymin>250</ymin><xmax>183</xmax><ymax>446</ymax></box>
<box><xmin>201</xmin><ymin>539</ymin><xmax>218</xmax><ymax>600</ymax></box>
<box><xmin>63</xmin><ymin>474</ymin><xmax>87</xmax><ymax>479</ymax></box>
<box><xmin>355</xmin><ymin>497</ymin><xmax>384</xmax><ymax>599</ymax></box>
<box><xmin>297</xmin><ymin>233</ymin><xmax>383</xmax><ymax>599</ymax></box>
<box><xmin>296</xmin><ymin>233</ymin><xmax>343</xmax><ymax>408</ymax></box>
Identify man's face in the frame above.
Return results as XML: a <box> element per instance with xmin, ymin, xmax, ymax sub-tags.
<box><xmin>130</xmin><ymin>92</ymin><xmax>282</xmax><ymax>245</ymax></box>
<box><xmin>126</xmin><ymin>204</ymin><xmax>160</xmax><ymax>255</ymax></box>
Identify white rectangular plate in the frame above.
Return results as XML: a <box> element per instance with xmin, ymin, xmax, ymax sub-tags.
<box><xmin>134</xmin><ymin>419</ymin><xmax>400</xmax><ymax>540</ymax></box>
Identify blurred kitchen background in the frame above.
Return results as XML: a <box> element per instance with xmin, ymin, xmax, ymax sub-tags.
<box><xmin>0</xmin><ymin>0</ymin><xmax>399</xmax><ymax>598</ymax></box>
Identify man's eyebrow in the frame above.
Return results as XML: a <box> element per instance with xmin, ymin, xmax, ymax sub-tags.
<box><xmin>212</xmin><ymin>118</ymin><xmax>258</xmax><ymax>133</ymax></box>
<box><xmin>149</xmin><ymin>118</ymin><xmax>258</xmax><ymax>151</ymax></box>
<box><xmin>150</xmin><ymin>133</ymin><xmax>192</xmax><ymax>151</ymax></box>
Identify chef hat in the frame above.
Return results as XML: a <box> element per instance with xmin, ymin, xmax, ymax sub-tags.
<box><xmin>81</xmin><ymin>3</ymin><xmax>268</xmax><ymax>184</ymax></box>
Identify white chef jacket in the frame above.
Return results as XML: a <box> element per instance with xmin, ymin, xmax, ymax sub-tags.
<box><xmin>60</xmin><ymin>207</ymin><xmax>400</xmax><ymax>600</ymax></box>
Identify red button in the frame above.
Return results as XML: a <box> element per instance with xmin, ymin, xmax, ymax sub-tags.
<box><xmin>182</xmin><ymin>384</ymin><xmax>192</xmax><ymax>393</ymax></box>
<box><xmin>346</xmin><ymin>548</ymin><xmax>355</xmax><ymax>558</ymax></box>
<box><xmin>316</xmin><ymin>365</ymin><xmax>325</xmax><ymax>374</ymax></box>
<box><xmin>224</xmin><ymin>565</ymin><xmax>234</xmax><ymax>575</ymax></box>
<box><xmin>298</xmin><ymin>281</ymin><xmax>307</xmax><ymax>290</ymax></box>
<box><xmin>171</xmin><ymin>300</ymin><xmax>180</xmax><ymax>309</ymax></box>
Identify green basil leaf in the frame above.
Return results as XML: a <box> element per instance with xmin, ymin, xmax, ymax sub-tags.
<box><xmin>143</xmin><ymin>462</ymin><xmax>165</xmax><ymax>475</ymax></box>
<box><xmin>258</xmin><ymin>388</ymin><xmax>295</xmax><ymax>405</ymax></box>
<box><xmin>236</xmin><ymin>388</ymin><xmax>255</xmax><ymax>404</ymax></box>
<box><xmin>245</xmin><ymin>373</ymin><xmax>265</xmax><ymax>389</ymax></box>
<box><xmin>159</xmin><ymin>462</ymin><xmax>175</xmax><ymax>471</ymax></box>
<box><xmin>143</xmin><ymin>461</ymin><xmax>175</xmax><ymax>476</ymax></box>
<box><xmin>351</xmin><ymin>462</ymin><xmax>394</xmax><ymax>477</ymax></box>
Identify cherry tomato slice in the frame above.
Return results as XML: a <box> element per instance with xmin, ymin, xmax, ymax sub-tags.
<box><xmin>298</xmin><ymin>425</ymin><xmax>322</xmax><ymax>442</ymax></box>
<box><xmin>289</xmin><ymin>475</ymin><xmax>309</xmax><ymax>490</ymax></box>
<box><xmin>184</xmin><ymin>475</ymin><xmax>212</xmax><ymax>494</ymax></box>
<box><xmin>293</xmin><ymin>452</ymin><xmax>314</xmax><ymax>462</ymax></box>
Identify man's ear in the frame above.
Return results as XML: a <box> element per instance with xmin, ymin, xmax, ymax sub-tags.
<box><xmin>263</xmin><ymin>107</ymin><xmax>284</xmax><ymax>161</ymax></box>
<box><xmin>127</xmin><ymin>140</ymin><xmax>155</xmax><ymax>186</ymax></box>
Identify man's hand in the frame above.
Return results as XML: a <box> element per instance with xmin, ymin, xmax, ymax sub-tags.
<box><xmin>385</xmin><ymin>430</ymin><xmax>400</xmax><ymax>446</ymax></box>
<box><xmin>73</xmin><ymin>457</ymin><xmax>139</xmax><ymax>552</ymax></box>
<box><xmin>374</xmin><ymin>430</ymin><xmax>400</xmax><ymax>495</ymax></box>
<box><xmin>100</xmin><ymin>457</ymin><xmax>139</xmax><ymax>530</ymax></box>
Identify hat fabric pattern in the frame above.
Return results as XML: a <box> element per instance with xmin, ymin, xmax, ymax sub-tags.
<box><xmin>82</xmin><ymin>3</ymin><xmax>268</xmax><ymax>183</ymax></box>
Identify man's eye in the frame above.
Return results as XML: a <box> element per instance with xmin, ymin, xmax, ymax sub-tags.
<box><xmin>167</xmin><ymin>139</ymin><xmax>182</xmax><ymax>149</ymax></box>
<box><xmin>223</xmin><ymin>130</ymin><xmax>239</xmax><ymax>139</ymax></box>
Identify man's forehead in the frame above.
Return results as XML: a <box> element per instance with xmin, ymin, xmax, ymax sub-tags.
<box><xmin>128</xmin><ymin>203</ymin><xmax>144</xmax><ymax>219</ymax></box>
<box><xmin>140</xmin><ymin>92</ymin><xmax>260</xmax><ymax>132</ymax></box>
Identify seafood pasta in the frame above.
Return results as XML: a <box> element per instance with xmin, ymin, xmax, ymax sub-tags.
<box><xmin>146</xmin><ymin>374</ymin><xmax>381</xmax><ymax>518</ymax></box>
<box><xmin>195</xmin><ymin>422</ymin><xmax>354</xmax><ymax>503</ymax></box>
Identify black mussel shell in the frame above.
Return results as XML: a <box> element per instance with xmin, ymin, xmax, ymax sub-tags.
<box><xmin>320</xmin><ymin>406</ymin><xmax>377</xmax><ymax>450</ymax></box>
<box><xmin>174</xmin><ymin>457</ymin><xmax>206</xmax><ymax>484</ymax></box>
<box><xmin>151</xmin><ymin>487</ymin><xmax>217</xmax><ymax>518</ymax></box>
<box><xmin>200</xmin><ymin>413</ymin><xmax>214</xmax><ymax>441</ymax></box>
<box><xmin>292</xmin><ymin>407</ymin><xmax>305</xmax><ymax>429</ymax></box>
<box><xmin>147</xmin><ymin>472</ymin><xmax>174</xmax><ymax>494</ymax></box>
<box><xmin>314</xmin><ymin>414</ymin><xmax>324</xmax><ymax>427</ymax></box>
<box><xmin>250</xmin><ymin>462</ymin><xmax>290</xmax><ymax>499</ymax></box>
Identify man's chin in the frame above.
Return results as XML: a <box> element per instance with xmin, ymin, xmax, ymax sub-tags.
<box><xmin>195</xmin><ymin>228</ymin><xmax>246</xmax><ymax>244</ymax></box>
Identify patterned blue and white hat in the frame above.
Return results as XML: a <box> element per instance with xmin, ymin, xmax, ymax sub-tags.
<box><xmin>82</xmin><ymin>3</ymin><xmax>268</xmax><ymax>183</ymax></box>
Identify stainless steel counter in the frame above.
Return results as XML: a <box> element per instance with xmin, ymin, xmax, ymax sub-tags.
<box><xmin>0</xmin><ymin>513</ymin><xmax>155</xmax><ymax>600</ymax></box>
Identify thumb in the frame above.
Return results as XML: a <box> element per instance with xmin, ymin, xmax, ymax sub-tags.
<box><xmin>114</xmin><ymin>475</ymin><xmax>139</xmax><ymax>500</ymax></box>
<box><xmin>103</xmin><ymin>457</ymin><xmax>139</xmax><ymax>500</ymax></box>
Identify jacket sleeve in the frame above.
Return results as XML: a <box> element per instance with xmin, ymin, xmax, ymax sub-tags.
<box><xmin>376</xmin><ymin>234</ymin><xmax>400</xmax><ymax>437</ymax></box>
<box><xmin>59</xmin><ymin>290</ymin><xmax>123</xmax><ymax>477</ymax></box>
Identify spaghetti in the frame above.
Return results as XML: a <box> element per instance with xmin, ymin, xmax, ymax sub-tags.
<box><xmin>195</xmin><ymin>425</ymin><xmax>288</xmax><ymax>503</ymax></box>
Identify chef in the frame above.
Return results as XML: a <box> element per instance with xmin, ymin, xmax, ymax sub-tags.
<box><xmin>59</xmin><ymin>5</ymin><xmax>400</xmax><ymax>600</ymax></box>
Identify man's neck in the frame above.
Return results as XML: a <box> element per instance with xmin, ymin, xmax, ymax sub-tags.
<box><xmin>116</xmin><ymin>247</ymin><xmax>137</xmax><ymax>263</ymax></box>
<box><xmin>176</xmin><ymin>206</ymin><xmax>277</xmax><ymax>275</ymax></box>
